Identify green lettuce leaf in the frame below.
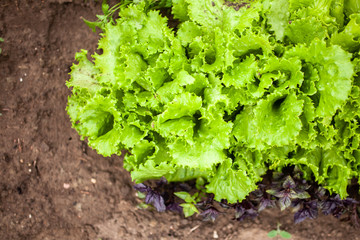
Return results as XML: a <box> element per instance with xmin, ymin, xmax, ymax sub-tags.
<box><xmin>266</xmin><ymin>0</ymin><xmax>290</xmax><ymax>41</ymax></box>
<box><xmin>207</xmin><ymin>158</ymin><xmax>258</xmax><ymax>203</ymax></box>
<box><xmin>233</xmin><ymin>90</ymin><xmax>304</xmax><ymax>150</ymax></box>
<box><xmin>285</xmin><ymin>17</ymin><xmax>327</xmax><ymax>45</ymax></box>
<box><xmin>67</xmin><ymin>50</ymin><xmax>102</xmax><ymax>94</ymax></box>
<box><xmin>285</xmin><ymin>39</ymin><xmax>354</xmax><ymax>121</ymax></box>
<box><xmin>331</xmin><ymin>14</ymin><xmax>360</xmax><ymax>52</ymax></box>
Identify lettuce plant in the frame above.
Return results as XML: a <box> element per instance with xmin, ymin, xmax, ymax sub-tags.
<box><xmin>67</xmin><ymin>0</ymin><xmax>360</xmax><ymax>209</ymax></box>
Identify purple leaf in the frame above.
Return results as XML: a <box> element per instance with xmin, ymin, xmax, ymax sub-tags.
<box><xmin>319</xmin><ymin>195</ymin><xmax>344</xmax><ymax>217</ymax></box>
<box><xmin>343</xmin><ymin>198</ymin><xmax>359</xmax><ymax>206</ymax></box>
<box><xmin>166</xmin><ymin>202</ymin><xmax>183</xmax><ymax>214</ymax></box>
<box><xmin>156</xmin><ymin>177</ymin><xmax>168</xmax><ymax>186</ymax></box>
<box><xmin>252</xmin><ymin>189</ymin><xmax>264</xmax><ymax>198</ymax></box>
<box><xmin>273</xmin><ymin>189</ymin><xmax>288</xmax><ymax>198</ymax></box>
<box><xmin>258</xmin><ymin>198</ymin><xmax>276</xmax><ymax>212</ymax></box>
<box><xmin>134</xmin><ymin>183</ymin><xmax>151</xmax><ymax>193</ymax></box>
<box><xmin>294</xmin><ymin>201</ymin><xmax>318</xmax><ymax>224</ymax></box>
<box><xmin>235</xmin><ymin>208</ymin><xmax>258</xmax><ymax>221</ymax></box>
<box><xmin>235</xmin><ymin>202</ymin><xmax>258</xmax><ymax>221</ymax></box>
<box><xmin>145</xmin><ymin>190</ymin><xmax>166</xmax><ymax>212</ymax></box>
<box><xmin>293</xmin><ymin>190</ymin><xmax>311</xmax><ymax>199</ymax></box>
<box><xmin>200</xmin><ymin>207</ymin><xmax>220</xmax><ymax>222</ymax></box>
<box><xmin>266</xmin><ymin>189</ymin><xmax>281</xmax><ymax>196</ymax></box>
<box><xmin>320</xmin><ymin>200</ymin><xmax>340</xmax><ymax>216</ymax></box>
<box><xmin>134</xmin><ymin>183</ymin><xmax>166</xmax><ymax>212</ymax></box>
<box><xmin>315</xmin><ymin>187</ymin><xmax>327</xmax><ymax>199</ymax></box>
<box><xmin>196</xmin><ymin>195</ymin><xmax>214</xmax><ymax>209</ymax></box>
<box><xmin>291</xmin><ymin>199</ymin><xmax>303</xmax><ymax>212</ymax></box>
<box><xmin>268</xmin><ymin>175</ymin><xmax>311</xmax><ymax>212</ymax></box>
<box><xmin>282</xmin><ymin>176</ymin><xmax>296</xmax><ymax>189</ymax></box>
<box><xmin>219</xmin><ymin>201</ymin><xmax>231</xmax><ymax>209</ymax></box>
<box><xmin>323</xmin><ymin>197</ymin><xmax>359</xmax><ymax>219</ymax></box>
<box><xmin>278</xmin><ymin>195</ymin><xmax>292</xmax><ymax>211</ymax></box>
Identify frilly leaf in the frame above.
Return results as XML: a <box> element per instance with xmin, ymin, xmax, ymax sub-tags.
<box><xmin>233</xmin><ymin>90</ymin><xmax>304</xmax><ymax>150</ymax></box>
<box><xmin>285</xmin><ymin>39</ymin><xmax>354</xmax><ymax>121</ymax></box>
<box><xmin>207</xmin><ymin>158</ymin><xmax>258</xmax><ymax>203</ymax></box>
<box><xmin>266</xmin><ymin>0</ymin><xmax>290</xmax><ymax>41</ymax></box>
<box><xmin>332</xmin><ymin>13</ymin><xmax>360</xmax><ymax>52</ymax></box>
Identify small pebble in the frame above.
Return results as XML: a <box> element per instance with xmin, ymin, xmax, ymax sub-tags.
<box><xmin>19</xmin><ymin>78</ymin><xmax>23</xmax><ymax>82</ymax></box>
<box><xmin>63</xmin><ymin>183</ymin><xmax>70</xmax><ymax>189</ymax></box>
<box><xmin>213</xmin><ymin>230</ymin><xmax>218</xmax><ymax>239</ymax></box>
<box><xmin>28</xmin><ymin>169</ymin><xmax>32</xmax><ymax>172</ymax></box>
<box><xmin>75</xmin><ymin>203</ymin><xmax>82</xmax><ymax>212</ymax></box>
<box><xmin>91</xmin><ymin>178</ymin><xmax>96</xmax><ymax>184</ymax></box>
<box><xmin>29</xmin><ymin>214</ymin><xmax>32</xmax><ymax>219</ymax></box>
<box><xmin>20</xmin><ymin>159</ymin><xmax>24</xmax><ymax>163</ymax></box>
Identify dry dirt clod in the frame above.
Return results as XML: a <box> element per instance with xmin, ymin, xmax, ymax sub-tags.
<box><xmin>40</xmin><ymin>141</ymin><xmax>50</xmax><ymax>152</ymax></box>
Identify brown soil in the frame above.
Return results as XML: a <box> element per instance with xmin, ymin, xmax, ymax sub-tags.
<box><xmin>0</xmin><ymin>1</ymin><xmax>359</xmax><ymax>239</ymax></box>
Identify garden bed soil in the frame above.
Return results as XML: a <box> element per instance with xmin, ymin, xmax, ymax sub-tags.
<box><xmin>0</xmin><ymin>1</ymin><xmax>359</xmax><ymax>239</ymax></box>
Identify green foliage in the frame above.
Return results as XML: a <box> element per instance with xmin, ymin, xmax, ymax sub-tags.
<box><xmin>67</xmin><ymin>0</ymin><xmax>360</xmax><ymax>205</ymax></box>
<box><xmin>174</xmin><ymin>192</ymin><xmax>200</xmax><ymax>217</ymax></box>
<box><xmin>344</xmin><ymin>0</ymin><xmax>360</xmax><ymax>16</ymax></box>
<box><xmin>82</xmin><ymin>0</ymin><xmax>123</xmax><ymax>32</ymax></box>
<box><xmin>137</xmin><ymin>202</ymin><xmax>150</xmax><ymax>209</ymax></box>
<box><xmin>0</xmin><ymin>37</ymin><xmax>4</xmax><ymax>54</ymax></box>
<box><xmin>137</xmin><ymin>191</ymin><xmax>146</xmax><ymax>199</ymax></box>
<box><xmin>268</xmin><ymin>223</ymin><xmax>292</xmax><ymax>239</ymax></box>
